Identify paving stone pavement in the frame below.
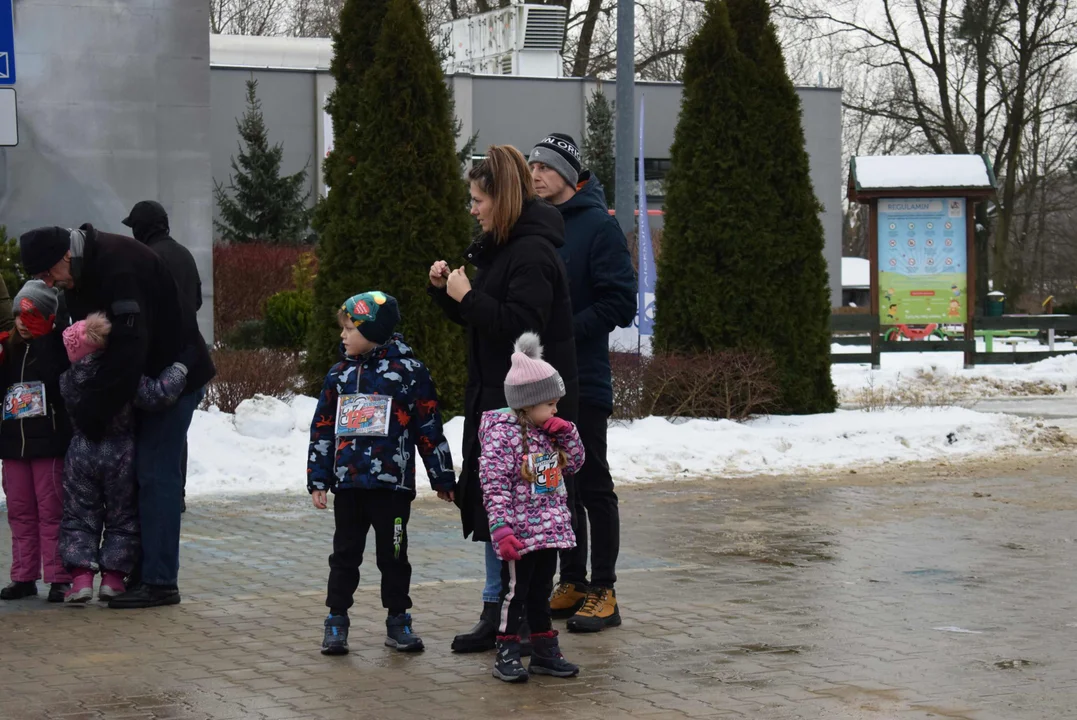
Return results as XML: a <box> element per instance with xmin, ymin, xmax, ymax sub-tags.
<box><xmin>2</xmin><ymin>455</ymin><xmax>1076</xmax><ymax>720</ymax></box>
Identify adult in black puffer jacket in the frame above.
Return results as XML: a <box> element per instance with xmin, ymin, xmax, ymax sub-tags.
<box><xmin>429</xmin><ymin>145</ymin><xmax>578</xmax><ymax>653</ymax></box>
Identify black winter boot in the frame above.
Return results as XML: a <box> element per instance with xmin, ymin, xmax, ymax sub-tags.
<box><xmin>529</xmin><ymin>630</ymin><xmax>579</xmax><ymax>678</ymax></box>
<box><xmin>385</xmin><ymin>613</ymin><xmax>425</xmax><ymax>652</ymax></box>
<box><xmin>48</xmin><ymin>583</ymin><xmax>70</xmax><ymax>603</ymax></box>
<box><xmin>451</xmin><ymin>601</ymin><xmax>499</xmax><ymax>653</ymax></box>
<box><xmin>0</xmin><ymin>581</ymin><xmax>37</xmax><ymax>600</ymax></box>
<box><xmin>321</xmin><ymin>614</ymin><xmax>349</xmax><ymax>655</ymax></box>
<box><xmin>493</xmin><ymin>635</ymin><xmax>529</xmax><ymax>683</ymax></box>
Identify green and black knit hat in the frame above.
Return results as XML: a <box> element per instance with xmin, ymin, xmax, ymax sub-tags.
<box><xmin>340</xmin><ymin>291</ymin><xmax>400</xmax><ymax>344</ymax></box>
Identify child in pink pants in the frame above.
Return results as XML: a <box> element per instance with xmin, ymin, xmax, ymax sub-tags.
<box><xmin>1</xmin><ymin>280</ymin><xmax>72</xmax><ymax>602</ymax></box>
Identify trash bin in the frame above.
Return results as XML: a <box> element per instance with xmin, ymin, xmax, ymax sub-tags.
<box><xmin>986</xmin><ymin>291</ymin><xmax>1006</xmax><ymax>317</ymax></box>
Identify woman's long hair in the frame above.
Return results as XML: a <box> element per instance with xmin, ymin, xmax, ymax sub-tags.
<box><xmin>467</xmin><ymin>145</ymin><xmax>535</xmax><ymax>244</ymax></box>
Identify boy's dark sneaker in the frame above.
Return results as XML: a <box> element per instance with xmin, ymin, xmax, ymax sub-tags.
<box><xmin>321</xmin><ymin>614</ymin><xmax>350</xmax><ymax>655</ymax></box>
<box><xmin>493</xmin><ymin>635</ymin><xmax>529</xmax><ymax>683</ymax></box>
<box><xmin>451</xmin><ymin>601</ymin><xmax>499</xmax><ymax>653</ymax></box>
<box><xmin>567</xmin><ymin>587</ymin><xmax>621</xmax><ymax>633</ymax></box>
<box><xmin>550</xmin><ymin>582</ymin><xmax>588</xmax><ymax>619</ymax></box>
<box><xmin>47</xmin><ymin>583</ymin><xmax>70</xmax><ymax>603</ymax></box>
<box><xmin>0</xmin><ymin>581</ymin><xmax>37</xmax><ymax>600</ymax></box>
<box><xmin>107</xmin><ymin>583</ymin><xmax>180</xmax><ymax>609</ymax></box>
<box><xmin>529</xmin><ymin>629</ymin><xmax>579</xmax><ymax>678</ymax></box>
<box><xmin>385</xmin><ymin>613</ymin><xmax>424</xmax><ymax>652</ymax></box>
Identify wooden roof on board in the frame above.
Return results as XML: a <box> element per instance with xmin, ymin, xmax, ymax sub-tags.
<box><xmin>848</xmin><ymin>154</ymin><xmax>998</xmax><ymax>202</ymax></box>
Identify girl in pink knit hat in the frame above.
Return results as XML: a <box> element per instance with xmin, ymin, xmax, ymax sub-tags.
<box><xmin>478</xmin><ymin>332</ymin><xmax>585</xmax><ymax>683</ymax></box>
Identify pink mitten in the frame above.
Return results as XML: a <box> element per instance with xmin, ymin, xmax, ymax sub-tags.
<box><xmin>492</xmin><ymin>526</ymin><xmax>525</xmax><ymax>561</ymax></box>
<box><xmin>542</xmin><ymin>416</ymin><xmax>572</xmax><ymax>435</ymax></box>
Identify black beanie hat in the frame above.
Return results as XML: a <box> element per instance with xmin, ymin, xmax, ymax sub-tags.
<box><xmin>20</xmin><ymin>227</ymin><xmax>71</xmax><ymax>276</ymax></box>
<box><xmin>529</xmin><ymin>133</ymin><xmax>582</xmax><ymax>187</ymax></box>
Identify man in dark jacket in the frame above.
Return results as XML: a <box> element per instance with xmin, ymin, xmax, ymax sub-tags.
<box><xmin>530</xmin><ymin>133</ymin><xmax>636</xmax><ymax>633</ymax></box>
<box><xmin>122</xmin><ymin>200</ymin><xmax>205</xmax><ymax>512</ymax></box>
<box><xmin>19</xmin><ymin>224</ymin><xmax>215</xmax><ymax>609</ymax></box>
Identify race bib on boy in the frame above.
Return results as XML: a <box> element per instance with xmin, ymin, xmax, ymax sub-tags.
<box><xmin>336</xmin><ymin>394</ymin><xmax>393</xmax><ymax>437</ymax></box>
<box><xmin>4</xmin><ymin>382</ymin><xmax>47</xmax><ymax>421</ymax></box>
<box><xmin>530</xmin><ymin>452</ymin><xmax>564</xmax><ymax>495</ymax></box>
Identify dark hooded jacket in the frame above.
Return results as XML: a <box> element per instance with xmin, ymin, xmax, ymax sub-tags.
<box><xmin>555</xmin><ymin>172</ymin><xmax>637</xmax><ymax>412</ymax></box>
<box><xmin>122</xmin><ymin>201</ymin><xmax>204</xmax><ymax>314</ymax></box>
<box><xmin>61</xmin><ymin>224</ymin><xmax>215</xmax><ymax>438</ymax></box>
<box><xmin>430</xmin><ymin>198</ymin><xmax>578</xmax><ymax>541</ymax></box>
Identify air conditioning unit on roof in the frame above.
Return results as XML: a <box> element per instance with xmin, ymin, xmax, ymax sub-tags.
<box><xmin>439</xmin><ymin>0</ymin><xmax>567</xmax><ymax>78</ymax></box>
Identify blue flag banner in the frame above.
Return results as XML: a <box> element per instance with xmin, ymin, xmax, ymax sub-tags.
<box><xmin>637</xmin><ymin>94</ymin><xmax>656</xmax><ymax>337</ymax></box>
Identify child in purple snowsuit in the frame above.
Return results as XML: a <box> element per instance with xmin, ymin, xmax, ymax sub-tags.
<box><xmin>479</xmin><ymin>332</ymin><xmax>585</xmax><ymax>683</ymax></box>
<box><xmin>58</xmin><ymin>312</ymin><xmax>190</xmax><ymax>603</ymax></box>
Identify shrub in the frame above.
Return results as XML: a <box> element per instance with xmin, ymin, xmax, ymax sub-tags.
<box><xmin>264</xmin><ymin>290</ymin><xmax>312</xmax><ymax>349</ymax></box>
<box><xmin>222</xmin><ymin>319</ymin><xmax>266</xmax><ymax>350</ymax></box>
<box><xmin>203</xmin><ymin>349</ymin><xmax>300</xmax><ymax>414</ymax></box>
<box><xmin>610</xmin><ymin>350</ymin><xmax>779</xmax><ymax>421</ymax></box>
<box><xmin>213</xmin><ymin>245</ymin><xmax>307</xmax><ymax>338</ymax></box>
<box><xmin>0</xmin><ymin>229</ymin><xmax>26</xmax><ymax>300</ymax></box>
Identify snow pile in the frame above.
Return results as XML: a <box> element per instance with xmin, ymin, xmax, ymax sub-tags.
<box><xmin>833</xmin><ymin>349</ymin><xmax>1077</xmax><ymax>404</ymax></box>
<box><xmin>176</xmin><ymin>400</ymin><xmax>1046</xmax><ymax>499</ymax></box>
<box><xmin>233</xmin><ymin>395</ymin><xmax>296</xmax><ymax>438</ymax></box>
<box><xmin>853</xmin><ymin>155</ymin><xmax>993</xmax><ymax>190</ymax></box>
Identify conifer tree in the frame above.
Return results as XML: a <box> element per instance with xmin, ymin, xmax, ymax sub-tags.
<box><xmin>214</xmin><ymin>78</ymin><xmax>312</xmax><ymax>245</ymax></box>
<box><xmin>582</xmin><ymin>87</ymin><xmax>615</xmax><ymax>206</ymax></box>
<box><xmin>653</xmin><ymin>0</ymin><xmax>836</xmax><ymax>414</ymax></box>
<box><xmin>306</xmin><ymin>0</ymin><xmax>471</xmax><ymax>410</ymax></box>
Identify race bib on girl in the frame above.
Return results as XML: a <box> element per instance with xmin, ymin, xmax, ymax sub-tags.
<box><xmin>4</xmin><ymin>382</ymin><xmax>47</xmax><ymax>421</ymax></box>
<box><xmin>530</xmin><ymin>452</ymin><xmax>564</xmax><ymax>495</ymax></box>
<box><xmin>336</xmin><ymin>394</ymin><xmax>392</xmax><ymax>437</ymax></box>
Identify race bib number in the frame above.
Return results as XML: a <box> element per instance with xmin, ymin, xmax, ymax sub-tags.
<box><xmin>336</xmin><ymin>394</ymin><xmax>392</xmax><ymax>437</ymax></box>
<box><xmin>4</xmin><ymin>382</ymin><xmax>47</xmax><ymax>421</ymax></box>
<box><xmin>530</xmin><ymin>452</ymin><xmax>564</xmax><ymax>495</ymax></box>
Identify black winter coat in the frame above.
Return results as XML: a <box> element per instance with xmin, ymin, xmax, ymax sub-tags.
<box><xmin>555</xmin><ymin>172</ymin><xmax>637</xmax><ymax>412</ymax></box>
<box><xmin>63</xmin><ymin>225</ymin><xmax>215</xmax><ymax>437</ymax></box>
<box><xmin>0</xmin><ymin>333</ymin><xmax>73</xmax><ymax>460</ymax></box>
<box><xmin>431</xmin><ymin>199</ymin><xmax>578</xmax><ymax>542</ymax></box>
<box><xmin>125</xmin><ymin>200</ymin><xmax>204</xmax><ymax>314</ymax></box>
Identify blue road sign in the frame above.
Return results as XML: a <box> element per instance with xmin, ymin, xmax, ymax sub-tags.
<box><xmin>0</xmin><ymin>0</ymin><xmax>14</xmax><ymax>85</ymax></box>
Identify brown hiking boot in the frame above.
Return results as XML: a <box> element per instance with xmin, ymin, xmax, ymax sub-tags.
<box><xmin>567</xmin><ymin>587</ymin><xmax>621</xmax><ymax>633</ymax></box>
<box><xmin>550</xmin><ymin>582</ymin><xmax>589</xmax><ymax>619</ymax></box>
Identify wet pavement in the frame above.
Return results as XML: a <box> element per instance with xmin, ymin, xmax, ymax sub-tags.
<box><xmin>2</xmin><ymin>454</ymin><xmax>1076</xmax><ymax>720</ymax></box>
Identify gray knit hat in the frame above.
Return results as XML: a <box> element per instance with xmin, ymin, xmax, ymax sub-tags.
<box><xmin>528</xmin><ymin>133</ymin><xmax>582</xmax><ymax>188</ymax></box>
<box><xmin>504</xmin><ymin>332</ymin><xmax>565</xmax><ymax>410</ymax></box>
<box><xmin>13</xmin><ymin>279</ymin><xmax>59</xmax><ymax>318</ymax></box>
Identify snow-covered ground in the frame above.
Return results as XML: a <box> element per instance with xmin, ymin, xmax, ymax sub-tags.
<box><xmin>2</xmin><ymin>345</ymin><xmax>1074</xmax><ymax>505</ymax></box>
<box><xmin>175</xmin><ymin>394</ymin><xmax>1059</xmax><ymax>500</ymax></box>
<box><xmin>833</xmin><ymin>339</ymin><xmax>1077</xmax><ymax>405</ymax></box>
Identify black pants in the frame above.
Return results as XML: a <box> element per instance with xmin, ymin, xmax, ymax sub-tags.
<box><xmin>326</xmin><ymin>489</ymin><xmax>412</xmax><ymax>616</ymax></box>
<box><xmin>559</xmin><ymin>403</ymin><xmax>620</xmax><ymax>588</ymax></box>
<box><xmin>499</xmin><ymin>548</ymin><xmax>557</xmax><ymax>636</ymax></box>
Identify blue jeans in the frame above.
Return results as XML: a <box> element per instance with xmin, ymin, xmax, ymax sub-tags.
<box><xmin>136</xmin><ymin>389</ymin><xmax>202</xmax><ymax>586</ymax></box>
<box><xmin>483</xmin><ymin>541</ymin><xmax>502</xmax><ymax>604</ymax></box>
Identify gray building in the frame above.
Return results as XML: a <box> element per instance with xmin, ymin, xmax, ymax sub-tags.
<box><xmin>210</xmin><ymin>34</ymin><xmax>844</xmax><ymax>306</ymax></box>
<box><xmin>0</xmin><ymin>1</ymin><xmax>214</xmax><ymax>337</ymax></box>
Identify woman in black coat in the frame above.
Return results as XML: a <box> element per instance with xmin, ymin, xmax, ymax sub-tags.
<box><xmin>429</xmin><ymin>145</ymin><xmax>578</xmax><ymax>652</ymax></box>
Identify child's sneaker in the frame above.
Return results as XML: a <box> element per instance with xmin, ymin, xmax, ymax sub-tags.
<box><xmin>321</xmin><ymin>614</ymin><xmax>349</xmax><ymax>655</ymax></box>
<box><xmin>98</xmin><ymin>571</ymin><xmax>126</xmax><ymax>600</ymax></box>
<box><xmin>64</xmin><ymin>570</ymin><xmax>95</xmax><ymax>604</ymax></box>
<box><xmin>385</xmin><ymin>613</ymin><xmax>424</xmax><ymax>652</ymax></box>
<box><xmin>493</xmin><ymin>635</ymin><xmax>529</xmax><ymax>683</ymax></box>
<box><xmin>529</xmin><ymin>629</ymin><xmax>579</xmax><ymax>678</ymax></box>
